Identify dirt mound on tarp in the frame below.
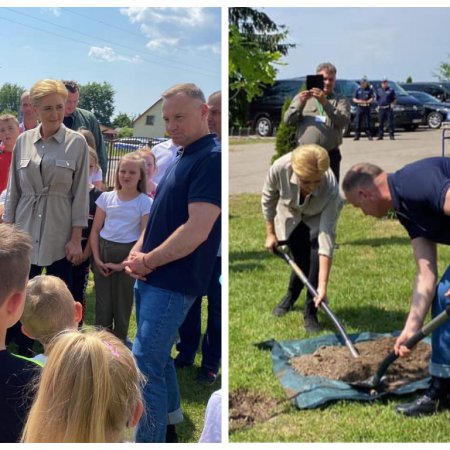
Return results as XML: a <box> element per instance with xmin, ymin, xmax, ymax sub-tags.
<box><xmin>290</xmin><ymin>336</ymin><xmax>430</xmax><ymax>387</ymax></box>
<box><xmin>229</xmin><ymin>389</ymin><xmax>280</xmax><ymax>431</ymax></box>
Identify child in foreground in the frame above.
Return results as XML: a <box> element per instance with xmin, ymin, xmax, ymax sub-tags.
<box><xmin>21</xmin><ymin>329</ymin><xmax>144</xmax><ymax>443</ymax></box>
<box><xmin>20</xmin><ymin>275</ymin><xmax>83</xmax><ymax>365</ymax></box>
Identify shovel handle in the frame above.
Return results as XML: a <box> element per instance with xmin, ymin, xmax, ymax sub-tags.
<box><xmin>374</xmin><ymin>304</ymin><xmax>450</xmax><ymax>383</ymax></box>
<box><xmin>273</xmin><ymin>242</ymin><xmax>360</xmax><ymax>358</ymax></box>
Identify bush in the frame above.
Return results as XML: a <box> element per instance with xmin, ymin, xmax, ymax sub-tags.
<box><xmin>272</xmin><ymin>96</ymin><xmax>297</xmax><ymax>163</ymax></box>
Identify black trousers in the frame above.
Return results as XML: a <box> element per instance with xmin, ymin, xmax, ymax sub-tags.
<box><xmin>355</xmin><ymin>106</ymin><xmax>372</xmax><ymax>137</ymax></box>
<box><xmin>328</xmin><ymin>148</ymin><xmax>341</xmax><ymax>183</ymax></box>
<box><xmin>284</xmin><ymin>222</ymin><xmax>319</xmax><ymax>309</ymax></box>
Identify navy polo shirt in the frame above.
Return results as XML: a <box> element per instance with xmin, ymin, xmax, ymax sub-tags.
<box><xmin>376</xmin><ymin>87</ymin><xmax>396</xmax><ymax>106</ymax></box>
<box><xmin>354</xmin><ymin>86</ymin><xmax>374</xmax><ymax>103</ymax></box>
<box><xmin>387</xmin><ymin>157</ymin><xmax>450</xmax><ymax>244</ymax></box>
<box><xmin>142</xmin><ymin>134</ymin><xmax>221</xmax><ymax>296</ymax></box>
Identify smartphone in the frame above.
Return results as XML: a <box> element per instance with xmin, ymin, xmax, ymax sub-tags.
<box><xmin>306</xmin><ymin>74</ymin><xmax>324</xmax><ymax>91</ymax></box>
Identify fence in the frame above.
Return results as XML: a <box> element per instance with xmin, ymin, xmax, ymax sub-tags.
<box><xmin>104</xmin><ymin>137</ymin><xmax>167</xmax><ymax>189</ymax></box>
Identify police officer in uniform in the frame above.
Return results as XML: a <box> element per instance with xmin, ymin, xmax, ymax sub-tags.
<box><xmin>376</xmin><ymin>77</ymin><xmax>396</xmax><ymax>140</ymax></box>
<box><xmin>353</xmin><ymin>76</ymin><xmax>374</xmax><ymax>140</ymax></box>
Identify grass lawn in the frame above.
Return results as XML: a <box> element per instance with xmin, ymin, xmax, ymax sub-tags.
<box><xmin>229</xmin><ymin>194</ymin><xmax>450</xmax><ymax>442</ymax></box>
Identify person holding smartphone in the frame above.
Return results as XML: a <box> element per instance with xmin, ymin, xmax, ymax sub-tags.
<box><xmin>284</xmin><ymin>62</ymin><xmax>351</xmax><ymax>182</ymax></box>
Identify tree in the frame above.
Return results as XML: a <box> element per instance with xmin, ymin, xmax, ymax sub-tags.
<box><xmin>273</xmin><ymin>96</ymin><xmax>297</xmax><ymax>162</ymax></box>
<box><xmin>229</xmin><ymin>8</ymin><xmax>295</xmax><ymax>127</ymax></box>
<box><xmin>117</xmin><ymin>126</ymin><xmax>133</xmax><ymax>138</ymax></box>
<box><xmin>435</xmin><ymin>55</ymin><xmax>450</xmax><ymax>81</ymax></box>
<box><xmin>0</xmin><ymin>83</ymin><xmax>25</xmax><ymax>116</ymax></box>
<box><xmin>406</xmin><ymin>76</ymin><xmax>413</xmax><ymax>83</ymax></box>
<box><xmin>112</xmin><ymin>112</ymin><xmax>133</xmax><ymax>129</ymax></box>
<box><xmin>79</xmin><ymin>82</ymin><xmax>115</xmax><ymax>126</ymax></box>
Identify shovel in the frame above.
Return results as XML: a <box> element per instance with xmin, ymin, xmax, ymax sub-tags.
<box><xmin>273</xmin><ymin>242</ymin><xmax>360</xmax><ymax>359</ymax></box>
<box><xmin>350</xmin><ymin>304</ymin><xmax>450</xmax><ymax>391</ymax></box>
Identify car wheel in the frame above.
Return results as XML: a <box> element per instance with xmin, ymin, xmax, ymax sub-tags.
<box><xmin>427</xmin><ymin>111</ymin><xmax>443</xmax><ymax>129</ymax></box>
<box><xmin>255</xmin><ymin>117</ymin><xmax>273</xmax><ymax>137</ymax></box>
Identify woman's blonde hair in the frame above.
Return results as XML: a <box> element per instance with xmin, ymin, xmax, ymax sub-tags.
<box><xmin>115</xmin><ymin>152</ymin><xmax>147</xmax><ymax>193</ymax></box>
<box><xmin>30</xmin><ymin>79</ymin><xmax>68</xmax><ymax>106</ymax></box>
<box><xmin>21</xmin><ymin>329</ymin><xmax>144</xmax><ymax>443</ymax></box>
<box><xmin>291</xmin><ymin>144</ymin><xmax>330</xmax><ymax>180</ymax></box>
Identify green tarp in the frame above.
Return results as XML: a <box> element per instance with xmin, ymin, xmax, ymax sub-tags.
<box><xmin>259</xmin><ymin>332</ymin><xmax>431</xmax><ymax>409</ymax></box>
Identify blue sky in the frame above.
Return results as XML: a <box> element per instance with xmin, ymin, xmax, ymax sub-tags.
<box><xmin>258</xmin><ymin>7</ymin><xmax>450</xmax><ymax>83</ymax></box>
<box><xmin>0</xmin><ymin>7</ymin><xmax>221</xmax><ymax>119</ymax></box>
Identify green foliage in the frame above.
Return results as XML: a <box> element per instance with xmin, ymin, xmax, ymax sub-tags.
<box><xmin>434</xmin><ymin>54</ymin><xmax>450</xmax><ymax>81</ymax></box>
<box><xmin>0</xmin><ymin>83</ymin><xmax>25</xmax><ymax>115</ymax></box>
<box><xmin>229</xmin><ymin>194</ymin><xmax>450</xmax><ymax>442</ymax></box>
<box><xmin>228</xmin><ymin>7</ymin><xmax>295</xmax><ymax>128</ymax></box>
<box><xmin>272</xmin><ymin>96</ymin><xmax>297</xmax><ymax>163</ymax></box>
<box><xmin>112</xmin><ymin>112</ymin><xmax>133</xmax><ymax>129</ymax></box>
<box><xmin>405</xmin><ymin>76</ymin><xmax>413</xmax><ymax>83</ymax></box>
<box><xmin>117</xmin><ymin>126</ymin><xmax>133</xmax><ymax>138</ymax></box>
<box><xmin>79</xmin><ymin>81</ymin><xmax>115</xmax><ymax>126</ymax></box>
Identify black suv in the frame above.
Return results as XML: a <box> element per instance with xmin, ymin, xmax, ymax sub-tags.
<box><xmin>247</xmin><ymin>77</ymin><xmax>360</xmax><ymax>137</ymax></box>
<box><xmin>400</xmin><ymin>82</ymin><xmax>450</xmax><ymax>102</ymax></box>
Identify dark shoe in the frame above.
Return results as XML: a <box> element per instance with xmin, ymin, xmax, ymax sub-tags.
<box><xmin>377</xmin><ymin>136</ymin><xmax>383</xmax><ymax>140</ymax></box>
<box><xmin>304</xmin><ymin>313</ymin><xmax>321</xmax><ymax>333</ymax></box>
<box><xmin>353</xmin><ymin>136</ymin><xmax>360</xmax><ymax>141</ymax></box>
<box><xmin>390</xmin><ymin>135</ymin><xmax>395</xmax><ymax>140</ymax></box>
<box><xmin>166</xmin><ymin>424</ymin><xmax>178</xmax><ymax>443</ymax></box>
<box><xmin>368</xmin><ymin>136</ymin><xmax>373</xmax><ymax>141</ymax></box>
<box><xmin>396</xmin><ymin>377</ymin><xmax>450</xmax><ymax>417</ymax></box>
<box><xmin>174</xmin><ymin>357</ymin><xmax>192</xmax><ymax>369</ymax></box>
<box><xmin>272</xmin><ymin>295</ymin><xmax>296</xmax><ymax>317</ymax></box>
<box><xmin>197</xmin><ymin>368</ymin><xmax>218</xmax><ymax>385</ymax></box>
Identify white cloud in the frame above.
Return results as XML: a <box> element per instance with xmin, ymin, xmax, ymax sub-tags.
<box><xmin>88</xmin><ymin>47</ymin><xmax>142</xmax><ymax>64</ymax></box>
<box><xmin>120</xmin><ymin>7</ymin><xmax>220</xmax><ymax>55</ymax></box>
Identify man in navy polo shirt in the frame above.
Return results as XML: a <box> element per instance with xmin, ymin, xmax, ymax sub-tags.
<box><xmin>353</xmin><ymin>76</ymin><xmax>374</xmax><ymax>141</ymax></box>
<box><xmin>124</xmin><ymin>83</ymin><xmax>221</xmax><ymax>442</ymax></box>
<box><xmin>342</xmin><ymin>158</ymin><xmax>450</xmax><ymax>417</ymax></box>
<box><xmin>376</xmin><ymin>78</ymin><xmax>396</xmax><ymax>140</ymax></box>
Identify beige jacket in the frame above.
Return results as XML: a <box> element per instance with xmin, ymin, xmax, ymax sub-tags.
<box><xmin>261</xmin><ymin>152</ymin><xmax>342</xmax><ymax>257</ymax></box>
<box><xmin>4</xmin><ymin>124</ymin><xmax>89</xmax><ymax>266</ymax></box>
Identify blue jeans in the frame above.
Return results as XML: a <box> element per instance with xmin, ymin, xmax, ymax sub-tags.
<box><xmin>430</xmin><ymin>265</ymin><xmax>450</xmax><ymax>377</ymax></box>
<box><xmin>133</xmin><ymin>281</ymin><xmax>195</xmax><ymax>443</ymax></box>
<box><xmin>176</xmin><ymin>257</ymin><xmax>222</xmax><ymax>372</ymax></box>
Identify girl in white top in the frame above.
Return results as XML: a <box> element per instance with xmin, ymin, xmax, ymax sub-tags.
<box><xmin>90</xmin><ymin>152</ymin><xmax>152</xmax><ymax>342</ymax></box>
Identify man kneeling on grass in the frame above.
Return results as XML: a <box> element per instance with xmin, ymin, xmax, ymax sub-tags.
<box><xmin>343</xmin><ymin>157</ymin><xmax>450</xmax><ymax>417</ymax></box>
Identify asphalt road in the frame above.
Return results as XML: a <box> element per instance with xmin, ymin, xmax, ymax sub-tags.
<box><xmin>230</xmin><ymin>127</ymin><xmax>448</xmax><ymax>195</ymax></box>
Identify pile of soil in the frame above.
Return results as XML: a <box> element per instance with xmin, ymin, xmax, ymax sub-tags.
<box><xmin>229</xmin><ymin>389</ymin><xmax>280</xmax><ymax>431</ymax></box>
<box><xmin>290</xmin><ymin>337</ymin><xmax>430</xmax><ymax>388</ymax></box>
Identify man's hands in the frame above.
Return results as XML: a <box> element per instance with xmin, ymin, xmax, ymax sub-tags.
<box><xmin>296</xmin><ymin>88</ymin><xmax>327</xmax><ymax>107</ymax></box>
<box><xmin>265</xmin><ymin>233</ymin><xmax>278</xmax><ymax>253</ymax></box>
<box><xmin>394</xmin><ymin>324</ymin><xmax>420</xmax><ymax>357</ymax></box>
<box><xmin>123</xmin><ymin>251</ymin><xmax>154</xmax><ymax>281</ymax></box>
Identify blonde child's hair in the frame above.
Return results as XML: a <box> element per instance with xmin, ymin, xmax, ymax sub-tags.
<box><xmin>78</xmin><ymin>128</ymin><xmax>97</xmax><ymax>150</ymax></box>
<box><xmin>291</xmin><ymin>144</ymin><xmax>330</xmax><ymax>180</ymax></box>
<box><xmin>88</xmin><ymin>146</ymin><xmax>100</xmax><ymax>172</ymax></box>
<box><xmin>137</xmin><ymin>146</ymin><xmax>157</xmax><ymax>173</ymax></box>
<box><xmin>0</xmin><ymin>224</ymin><xmax>32</xmax><ymax>306</ymax></box>
<box><xmin>0</xmin><ymin>113</ymin><xmax>20</xmax><ymax>127</ymax></box>
<box><xmin>30</xmin><ymin>79</ymin><xmax>68</xmax><ymax>106</ymax></box>
<box><xmin>21</xmin><ymin>276</ymin><xmax>77</xmax><ymax>346</ymax></box>
<box><xmin>114</xmin><ymin>152</ymin><xmax>147</xmax><ymax>193</ymax></box>
<box><xmin>21</xmin><ymin>329</ymin><xmax>144</xmax><ymax>443</ymax></box>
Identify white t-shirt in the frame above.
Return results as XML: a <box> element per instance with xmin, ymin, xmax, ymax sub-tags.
<box><xmin>90</xmin><ymin>167</ymin><xmax>103</xmax><ymax>184</ymax></box>
<box><xmin>199</xmin><ymin>389</ymin><xmax>222</xmax><ymax>443</ymax></box>
<box><xmin>152</xmin><ymin>139</ymin><xmax>180</xmax><ymax>184</ymax></box>
<box><xmin>96</xmin><ymin>191</ymin><xmax>152</xmax><ymax>243</ymax></box>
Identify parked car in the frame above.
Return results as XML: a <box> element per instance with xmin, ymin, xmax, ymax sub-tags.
<box><xmin>405</xmin><ymin>91</ymin><xmax>450</xmax><ymax>129</ymax></box>
<box><xmin>400</xmin><ymin>82</ymin><xmax>450</xmax><ymax>102</ymax></box>
<box><xmin>369</xmin><ymin>80</ymin><xmax>425</xmax><ymax>131</ymax></box>
<box><xmin>112</xmin><ymin>137</ymin><xmax>165</xmax><ymax>151</ymax></box>
<box><xmin>247</xmin><ymin>77</ymin><xmax>360</xmax><ymax>137</ymax></box>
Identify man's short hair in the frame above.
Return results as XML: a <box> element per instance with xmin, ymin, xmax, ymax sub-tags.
<box><xmin>342</xmin><ymin>163</ymin><xmax>384</xmax><ymax>193</ymax></box>
<box><xmin>62</xmin><ymin>80</ymin><xmax>80</xmax><ymax>94</ymax></box>
<box><xmin>316</xmin><ymin>62</ymin><xmax>337</xmax><ymax>75</ymax></box>
<box><xmin>0</xmin><ymin>224</ymin><xmax>32</xmax><ymax>307</ymax></box>
<box><xmin>162</xmin><ymin>83</ymin><xmax>205</xmax><ymax>103</ymax></box>
<box><xmin>21</xmin><ymin>275</ymin><xmax>76</xmax><ymax>346</ymax></box>
<box><xmin>208</xmin><ymin>90</ymin><xmax>221</xmax><ymax>103</ymax></box>
<box><xmin>0</xmin><ymin>114</ymin><xmax>20</xmax><ymax>127</ymax></box>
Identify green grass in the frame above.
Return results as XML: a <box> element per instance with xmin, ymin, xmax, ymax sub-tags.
<box><xmin>230</xmin><ymin>137</ymin><xmax>275</xmax><ymax>146</ymax></box>
<box><xmin>83</xmin><ymin>279</ymin><xmax>218</xmax><ymax>443</ymax></box>
<box><xmin>229</xmin><ymin>194</ymin><xmax>450</xmax><ymax>442</ymax></box>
